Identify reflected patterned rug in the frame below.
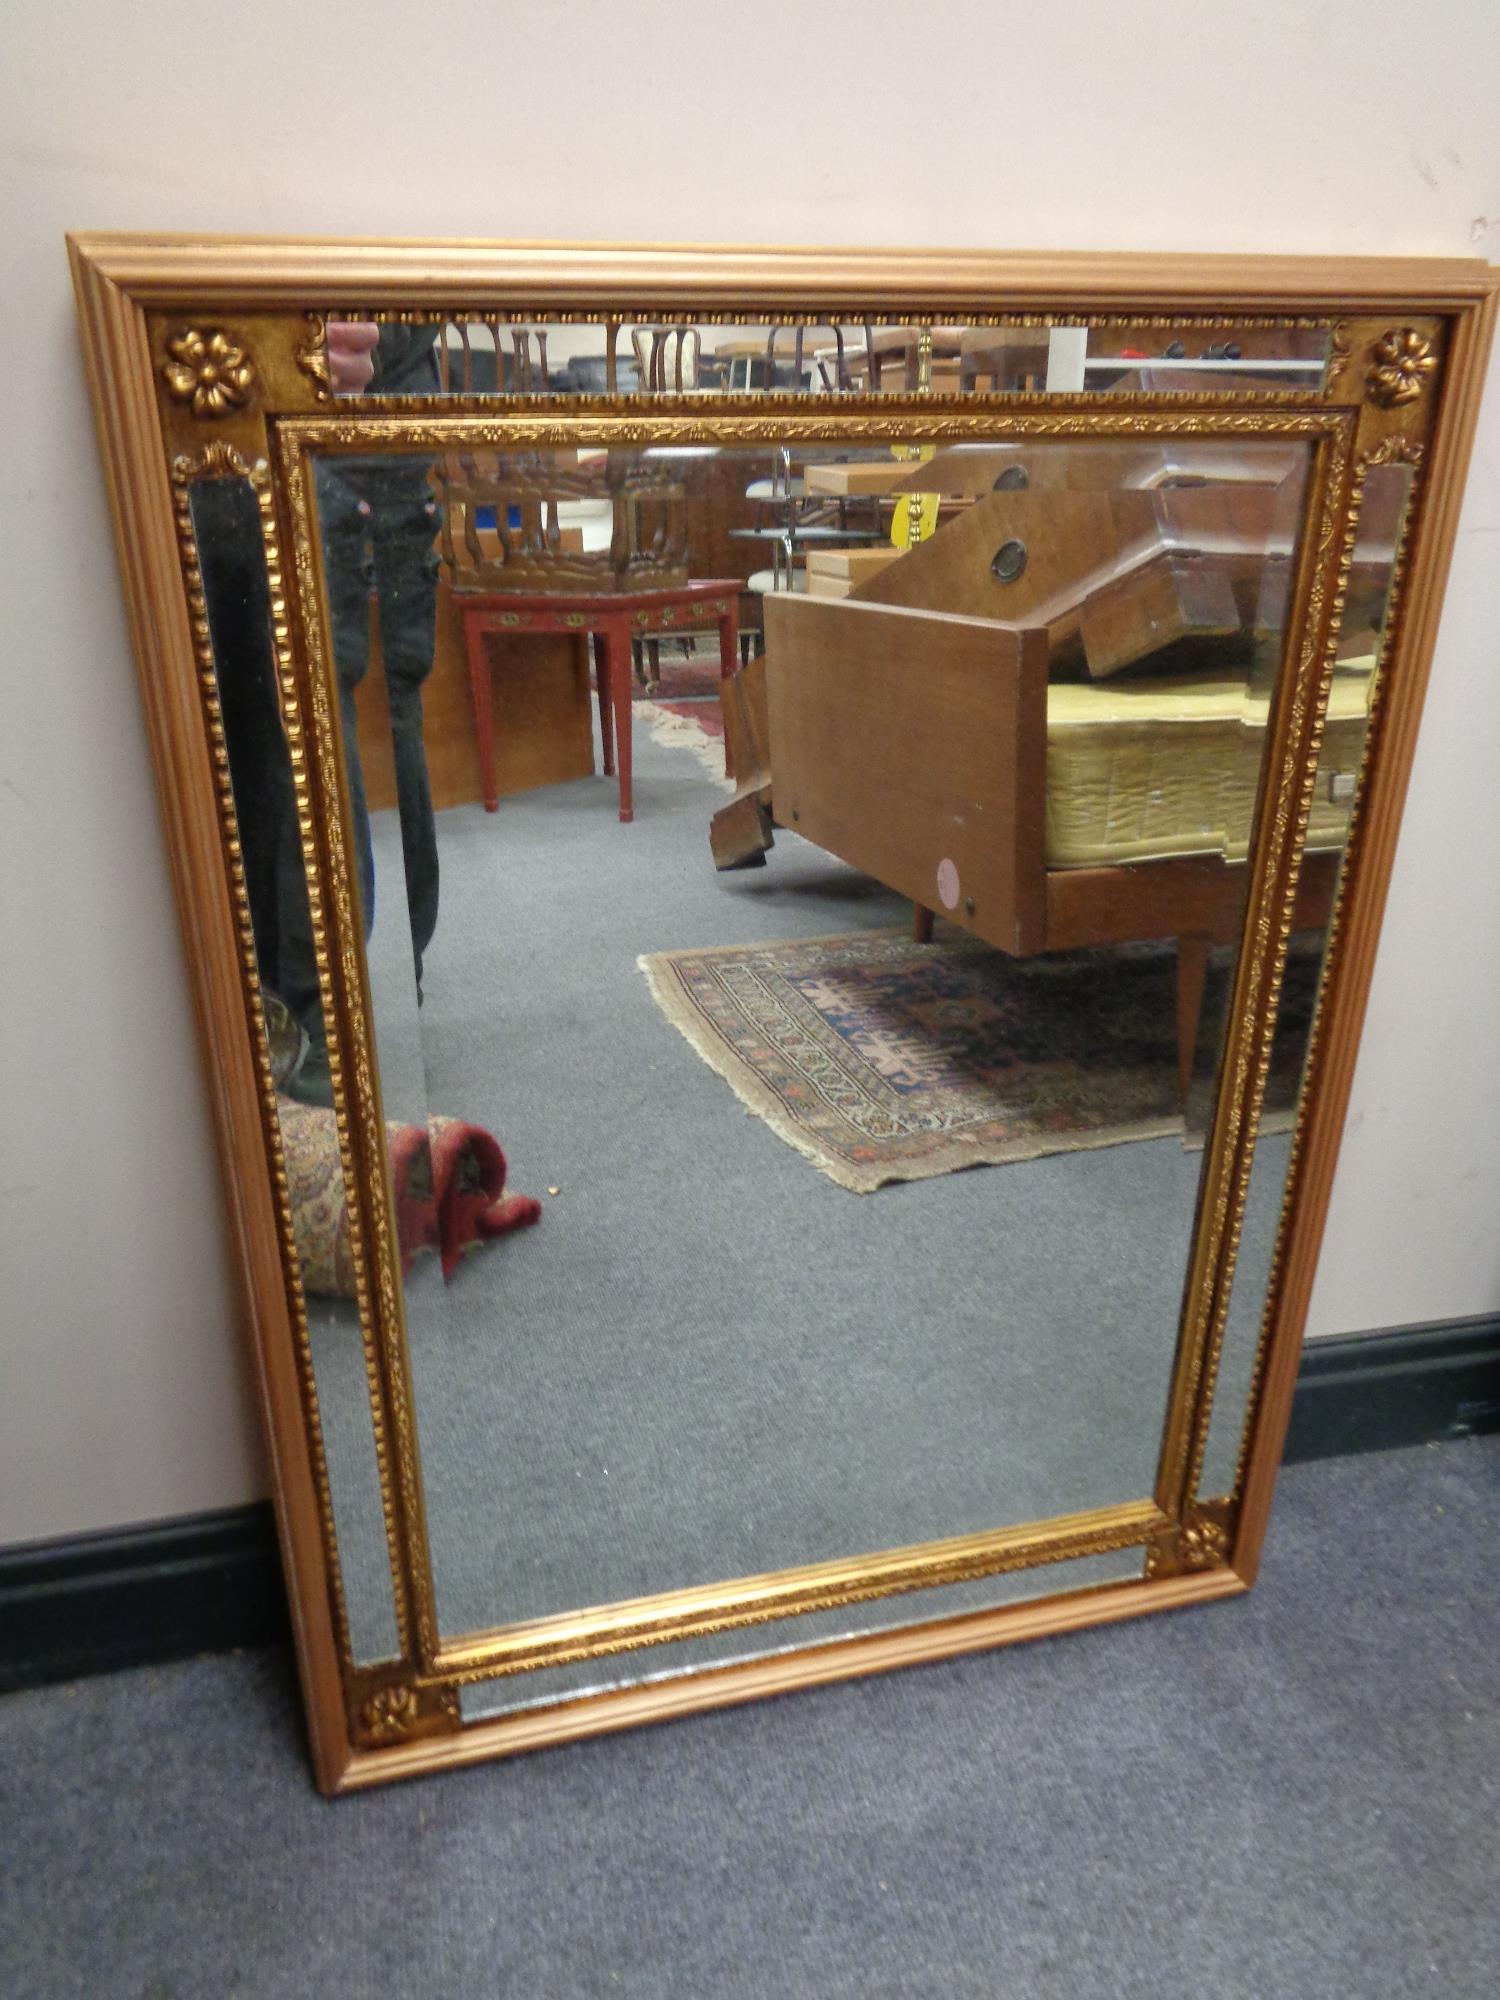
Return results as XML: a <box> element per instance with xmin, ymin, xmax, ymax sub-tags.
<box><xmin>640</xmin><ymin>698</ymin><xmax>730</xmax><ymax>782</ymax></box>
<box><xmin>651</xmin><ymin>695</ymin><xmax>724</xmax><ymax>739</ymax></box>
<box><xmin>640</xmin><ymin>927</ymin><xmax>1311</xmax><ymax>1193</ymax></box>
<box><xmin>590</xmin><ymin>644</ymin><xmax>725</xmax><ymax>703</ymax></box>
<box><xmin>633</xmin><ymin>655</ymin><xmax>725</xmax><ymax>702</ymax></box>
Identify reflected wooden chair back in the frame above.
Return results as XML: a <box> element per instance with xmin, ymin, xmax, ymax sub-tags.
<box><xmin>433</xmin><ymin>450</ymin><xmax>691</xmax><ymax>595</ymax></box>
<box><xmin>629</xmin><ymin>325</ymin><xmax>702</xmax><ymax>393</ymax></box>
<box><xmin>436</xmin><ymin>322</ymin><xmax>552</xmax><ymax>394</ymax></box>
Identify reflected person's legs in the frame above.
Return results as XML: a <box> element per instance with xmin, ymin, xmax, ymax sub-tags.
<box><xmin>313</xmin><ymin>464</ymin><xmax>379</xmax><ymax>938</ymax></box>
<box><xmin>364</xmin><ymin>463</ymin><xmax>440</xmax><ymax>985</ymax></box>
<box><xmin>192</xmin><ymin>476</ymin><xmax>322</xmax><ymax>1043</ymax></box>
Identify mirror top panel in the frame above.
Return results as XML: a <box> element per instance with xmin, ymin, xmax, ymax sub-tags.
<box><xmin>321</xmin><ymin>316</ymin><xmax>1338</xmax><ymax>400</ymax></box>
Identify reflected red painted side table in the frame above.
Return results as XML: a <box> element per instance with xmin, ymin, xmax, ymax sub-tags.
<box><xmin>455</xmin><ymin>579</ymin><xmax>740</xmax><ymax>822</ymax></box>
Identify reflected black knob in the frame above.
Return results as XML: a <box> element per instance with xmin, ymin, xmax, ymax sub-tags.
<box><xmin>991</xmin><ymin>539</ymin><xmax>1028</xmax><ymax>583</ymax></box>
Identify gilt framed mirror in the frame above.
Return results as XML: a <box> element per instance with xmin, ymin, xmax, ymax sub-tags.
<box><xmin>70</xmin><ymin>238</ymin><xmax>1496</xmax><ymax>1791</ymax></box>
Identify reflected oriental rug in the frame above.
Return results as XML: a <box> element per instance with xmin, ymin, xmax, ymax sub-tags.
<box><xmin>640</xmin><ymin>927</ymin><xmax>1309</xmax><ymax>1194</ymax></box>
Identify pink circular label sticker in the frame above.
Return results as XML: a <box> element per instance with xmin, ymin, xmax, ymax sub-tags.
<box><xmin>936</xmin><ymin>858</ymin><xmax>960</xmax><ymax>910</ymax></box>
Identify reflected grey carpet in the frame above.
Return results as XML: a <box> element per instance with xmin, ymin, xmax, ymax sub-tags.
<box><xmin>306</xmin><ymin>720</ymin><xmax>1291</xmax><ymax>1655</ymax></box>
<box><xmin>2</xmin><ymin>1440</ymin><xmax>1496</xmax><ymax>1998</ymax></box>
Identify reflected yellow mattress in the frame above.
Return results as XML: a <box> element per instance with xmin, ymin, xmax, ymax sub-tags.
<box><xmin>1044</xmin><ymin>658</ymin><xmax>1374</xmax><ymax>868</ymax></box>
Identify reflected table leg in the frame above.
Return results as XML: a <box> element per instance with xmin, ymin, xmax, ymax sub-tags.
<box><xmin>1176</xmin><ymin>933</ymin><xmax>1211</xmax><ymax>1106</ymax></box>
<box><xmin>600</xmin><ymin>618</ymin><xmax>635</xmax><ymax>821</ymax></box>
<box><xmin>716</xmin><ymin>602</ymin><xmax>739</xmax><ymax>780</ymax></box>
<box><xmin>593</xmin><ymin>634</ymin><xmax>615</xmax><ymax>778</ymax></box>
<box><xmin>462</xmin><ymin>610</ymin><xmax>500</xmax><ymax>813</ymax></box>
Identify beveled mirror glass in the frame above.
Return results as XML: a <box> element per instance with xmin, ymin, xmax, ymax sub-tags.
<box><xmin>71</xmin><ymin>239</ymin><xmax>1495</xmax><ymax>1789</ymax></box>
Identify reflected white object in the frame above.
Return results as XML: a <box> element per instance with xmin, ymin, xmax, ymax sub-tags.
<box><xmin>1045</xmin><ymin>326</ymin><xmax>1090</xmax><ymax>392</ymax></box>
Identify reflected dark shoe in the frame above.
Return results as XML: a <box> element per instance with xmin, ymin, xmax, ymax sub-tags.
<box><xmin>283</xmin><ymin>1036</ymin><xmax>335</xmax><ymax>1109</ymax></box>
<box><xmin>262</xmin><ymin>992</ymin><xmax>307</xmax><ymax>1092</ymax></box>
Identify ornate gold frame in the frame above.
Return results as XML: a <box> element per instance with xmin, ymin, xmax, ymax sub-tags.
<box><xmin>69</xmin><ymin>237</ymin><xmax>1496</xmax><ymax>1792</ymax></box>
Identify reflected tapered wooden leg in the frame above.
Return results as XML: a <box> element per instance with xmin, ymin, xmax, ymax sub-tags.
<box><xmin>461</xmin><ymin>612</ymin><xmax>499</xmax><ymax>812</ymax></box>
<box><xmin>593</xmin><ymin>632</ymin><xmax>615</xmax><ymax>777</ymax></box>
<box><xmin>1176</xmin><ymin>933</ymin><xmax>1211</xmax><ymax>1106</ymax></box>
<box><xmin>717</xmin><ymin>608</ymin><xmax>739</xmax><ymax>779</ymax></box>
<box><xmin>606</xmin><ymin>618</ymin><xmax>634</xmax><ymax>820</ymax></box>
<box><xmin>913</xmin><ymin>903</ymin><xmax>935</xmax><ymax>943</ymax></box>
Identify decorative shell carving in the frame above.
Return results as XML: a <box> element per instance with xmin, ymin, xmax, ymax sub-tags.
<box><xmin>295</xmin><ymin>314</ymin><xmax>335</xmax><ymax>402</ymax></box>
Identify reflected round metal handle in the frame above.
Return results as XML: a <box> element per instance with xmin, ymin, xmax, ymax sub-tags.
<box><xmin>992</xmin><ymin>464</ymin><xmax>1029</xmax><ymax>491</ymax></box>
<box><xmin>991</xmin><ymin>539</ymin><xmax>1028</xmax><ymax>583</ymax></box>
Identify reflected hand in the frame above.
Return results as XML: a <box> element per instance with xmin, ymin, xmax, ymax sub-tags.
<box><xmin>328</xmin><ymin>319</ymin><xmax>380</xmax><ymax>393</ymax></box>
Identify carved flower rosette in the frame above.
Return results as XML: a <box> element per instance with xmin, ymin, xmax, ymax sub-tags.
<box><xmin>1366</xmin><ymin>328</ymin><xmax>1438</xmax><ymax>409</ymax></box>
<box><xmin>162</xmin><ymin>329</ymin><xmax>256</xmax><ymax>419</ymax></box>
<box><xmin>359</xmin><ymin>1684</ymin><xmax>420</xmax><ymax>1744</ymax></box>
<box><xmin>1177</xmin><ymin>1519</ymin><xmax>1230</xmax><ymax>1570</ymax></box>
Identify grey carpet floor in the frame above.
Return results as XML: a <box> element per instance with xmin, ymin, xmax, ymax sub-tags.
<box><xmin>2</xmin><ymin>1439</ymin><xmax>1496</xmax><ymax>1999</ymax></box>
<box><xmin>306</xmin><ymin>718</ymin><xmax>1296</xmax><ymax>1660</ymax></box>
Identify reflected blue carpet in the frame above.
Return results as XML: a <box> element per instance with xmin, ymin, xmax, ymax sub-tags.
<box><xmin>305</xmin><ymin>720</ymin><xmax>1290</xmax><ymax>1656</ymax></box>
